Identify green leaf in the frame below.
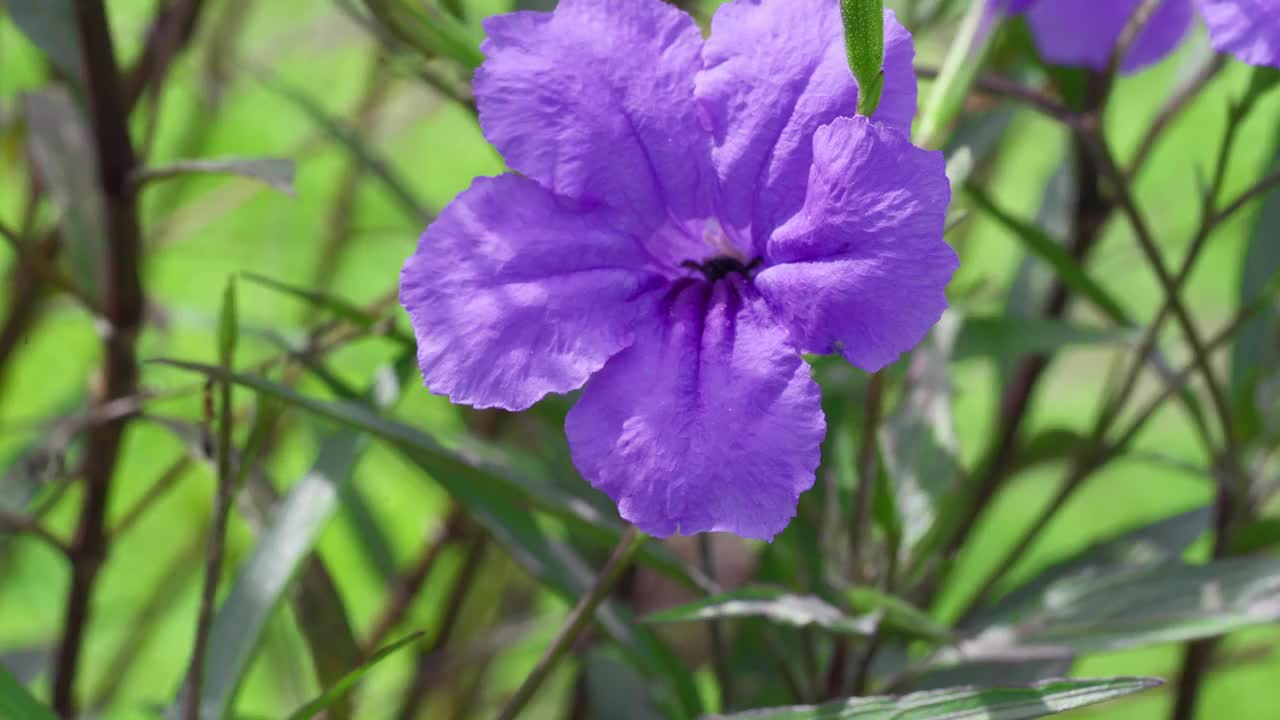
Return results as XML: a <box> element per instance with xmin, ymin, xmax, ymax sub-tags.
<box><xmin>966</xmin><ymin>184</ymin><xmax>1131</xmax><ymax>325</ymax></box>
<box><xmin>643</xmin><ymin>587</ymin><xmax>878</xmax><ymax>637</ymax></box>
<box><xmin>23</xmin><ymin>89</ymin><xmax>105</xmax><ymax>304</ymax></box>
<box><xmin>953</xmin><ymin>315</ymin><xmax>1137</xmax><ymax>361</ymax></box>
<box><xmin>172</xmin><ymin>430</ymin><xmax>370</xmax><ymax>719</ymax></box>
<box><xmin>880</xmin><ymin>311</ymin><xmax>960</xmax><ymax>564</ymax></box>
<box><xmin>840</xmin><ymin>0</ymin><xmax>885</xmax><ymax>117</ymax></box>
<box><xmin>241</xmin><ymin>273</ymin><xmax>409</xmax><ymax>343</ymax></box>
<box><xmin>218</xmin><ymin>277</ymin><xmax>239</xmax><ymax>368</ymax></box>
<box><xmin>846</xmin><ymin>587</ymin><xmax>951</xmax><ymax>644</ymax></box>
<box><xmin>285</xmin><ymin>632</ymin><xmax>423</xmax><ymax>720</ymax></box>
<box><xmin>258</xmin><ymin>72</ymin><xmax>429</xmax><ymax>223</ymax></box>
<box><xmin>134</xmin><ymin>157</ymin><xmax>297</xmax><ymax>196</ymax></box>
<box><xmin>705</xmin><ymin>677</ymin><xmax>1161</xmax><ymax>719</ymax></box>
<box><xmin>968</xmin><ymin>506</ymin><xmax>1211</xmax><ymax>628</ymax></box>
<box><xmin>914</xmin><ymin>0</ymin><xmax>999</xmax><ymax>148</ymax></box>
<box><xmin>5</xmin><ymin>0</ymin><xmax>82</xmax><ymax>91</ymax></box>
<box><xmin>1231</xmin><ymin>142</ymin><xmax>1280</xmax><ymax>440</ymax></box>
<box><xmin>154</xmin><ymin>359</ymin><xmax>703</xmax><ymax>718</ymax></box>
<box><xmin>955</xmin><ymin>554</ymin><xmax>1280</xmax><ymax>659</ymax></box>
<box><xmin>1231</xmin><ymin>518</ymin><xmax>1280</xmax><ymax>554</ymax></box>
<box><xmin>360</xmin><ymin>0</ymin><xmax>484</xmax><ymax>70</ymax></box>
<box><xmin>0</xmin><ymin>663</ymin><xmax>57</xmax><ymax>720</ymax></box>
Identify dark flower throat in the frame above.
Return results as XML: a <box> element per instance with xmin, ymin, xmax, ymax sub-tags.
<box><xmin>681</xmin><ymin>256</ymin><xmax>762</xmax><ymax>282</ymax></box>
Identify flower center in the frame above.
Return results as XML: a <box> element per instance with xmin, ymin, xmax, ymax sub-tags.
<box><xmin>681</xmin><ymin>256</ymin><xmax>762</xmax><ymax>283</ymax></box>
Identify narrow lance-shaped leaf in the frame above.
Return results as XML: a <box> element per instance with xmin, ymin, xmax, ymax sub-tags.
<box><xmin>840</xmin><ymin>0</ymin><xmax>885</xmax><ymax>117</ymax></box>
<box><xmin>643</xmin><ymin>586</ymin><xmax>879</xmax><ymax>637</ymax></box>
<box><xmin>285</xmin><ymin>632</ymin><xmax>424</xmax><ymax>720</ymax></box>
<box><xmin>133</xmin><ymin>157</ymin><xmax>297</xmax><ymax>196</ymax></box>
<box><xmin>155</xmin><ymin>359</ymin><xmax>704</xmax><ymax>718</ymax></box>
<box><xmin>24</xmin><ymin>89</ymin><xmax>106</xmax><ymax>303</ymax></box>
<box><xmin>707</xmin><ymin>677</ymin><xmax>1161</xmax><ymax>720</ymax></box>
<box><xmin>0</xmin><ymin>664</ymin><xmax>58</xmax><ymax>720</ymax></box>
<box><xmin>6</xmin><ymin>0</ymin><xmax>82</xmax><ymax>91</ymax></box>
<box><xmin>914</xmin><ymin>0</ymin><xmax>1000</xmax><ymax>148</ymax></box>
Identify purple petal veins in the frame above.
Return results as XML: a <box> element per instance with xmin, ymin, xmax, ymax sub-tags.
<box><xmin>399</xmin><ymin>0</ymin><xmax>957</xmax><ymax>539</ymax></box>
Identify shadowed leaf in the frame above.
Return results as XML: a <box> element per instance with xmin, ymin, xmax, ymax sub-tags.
<box><xmin>286</xmin><ymin>632</ymin><xmax>424</xmax><ymax>720</ymax></box>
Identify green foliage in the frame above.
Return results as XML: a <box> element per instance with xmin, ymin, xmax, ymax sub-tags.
<box><xmin>706</xmin><ymin>678</ymin><xmax>1162</xmax><ymax>720</ymax></box>
<box><xmin>4</xmin><ymin>1</ymin><xmax>1280</xmax><ymax>719</ymax></box>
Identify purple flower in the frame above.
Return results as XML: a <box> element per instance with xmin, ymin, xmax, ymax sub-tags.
<box><xmin>399</xmin><ymin>0</ymin><xmax>956</xmax><ymax>540</ymax></box>
<box><xmin>1005</xmin><ymin>0</ymin><xmax>1280</xmax><ymax>72</ymax></box>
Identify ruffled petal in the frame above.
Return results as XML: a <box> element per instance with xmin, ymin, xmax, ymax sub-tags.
<box><xmin>566</xmin><ymin>278</ymin><xmax>825</xmax><ymax>541</ymax></box>
<box><xmin>1197</xmin><ymin>0</ymin><xmax>1280</xmax><ymax>68</ymax></box>
<box><xmin>755</xmin><ymin>116</ymin><xmax>957</xmax><ymax>372</ymax></box>
<box><xmin>696</xmin><ymin>2</ymin><xmax>917</xmax><ymax>250</ymax></box>
<box><xmin>1024</xmin><ymin>0</ymin><xmax>1193</xmax><ymax>73</ymax></box>
<box><xmin>475</xmin><ymin>0</ymin><xmax>713</xmax><ymax>227</ymax></box>
<box><xmin>400</xmin><ymin>174</ymin><xmax>665</xmax><ymax>411</ymax></box>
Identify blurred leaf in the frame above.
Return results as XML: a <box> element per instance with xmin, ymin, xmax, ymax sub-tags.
<box><xmin>914</xmin><ymin>0</ymin><xmax>999</xmax><ymax>148</ymax></box>
<box><xmin>846</xmin><ymin>587</ymin><xmax>951</xmax><ymax>643</ymax></box>
<box><xmin>840</xmin><ymin>0</ymin><xmax>885</xmax><ymax>117</ymax></box>
<box><xmin>6</xmin><ymin>0</ymin><xmax>82</xmax><ymax>90</ymax></box>
<box><xmin>906</xmin><ymin>657</ymin><xmax>1073</xmax><ymax>693</ymax></box>
<box><xmin>954</xmin><ymin>554</ymin><xmax>1280</xmax><ymax>659</ymax></box>
<box><xmin>242</xmin><ymin>273</ymin><xmax>409</xmax><ymax>344</ymax></box>
<box><xmin>706</xmin><ymin>677</ymin><xmax>1160</xmax><ymax>719</ymax></box>
<box><xmin>285</xmin><ymin>632</ymin><xmax>423</xmax><ymax>720</ymax></box>
<box><xmin>585</xmin><ymin>647</ymin><xmax>666</xmax><ymax>720</ymax></box>
<box><xmin>218</xmin><ymin>277</ymin><xmax>239</xmax><ymax>367</ymax></box>
<box><xmin>1231</xmin><ymin>143</ymin><xmax>1280</xmax><ymax>440</ymax></box>
<box><xmin>1010</xmin><ymin>428</ymin><xmax>1088</xmax><ymax>474</ymax></box>
<box><xmin>969</xmin><ymin>506</ymin><xmax>1210</xmax><ymax>627</ymax></box>
<box><xmin>360</xmin><ymin>0</ymin><xmax>484</xmax><ymax>69</ymax></box>
<box><xmin>644</xmin><ymin>587</ymin><xmax>878</xmax><ymax>637</ymax></box>
<box><xmin>966</xmin><ymin>184</ymin><xmax>1130</xmax><ymax>325</ymax></box>
<box><xmin>155</xmin><ymin>359</ymin><xmax>703</xmax><ymax>718</ymax></box>
<box><xmin>172</xmin><ymin>430</ymin><xmax>368</xmax><ymax>719</ymax></box>
<box><xmin>258</xmin><ymin>72</ymin><xmax>429</xmax><ymax>222</ymax></box>
<box><xmin>134</xmin><ymin>157</ymin><xmax>297</xmax><ymax>196</ymax></box>
<box><xmin>881</xmin><ymin>311</ymin><xmax>960</xmax><ymax>563</ymax></box>
<box><xmin>1231</xmin><ymin>518</ymin><xmax>1280</xmax><ymax>554</ymax></box>
<box><xmin>0</xmin><ymin>663</ymin><xmax>57</xmax><ymax>720</ymax></box>
<box><xmin>155</xmin><ymin>358</ymin><xmax>699</xmax><ymax>591</ymax></box>
<box><xmin>23</xmin><ymin>88</ymin><xmax>105</xmax><ymax>303</ymax></box>
<box><xmin>954</xmin><ymin>315</ymin><xmax>1137</xmax><ymax>361</ymax></box>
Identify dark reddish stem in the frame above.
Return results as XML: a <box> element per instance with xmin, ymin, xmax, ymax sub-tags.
<box><xmin>51</xmin><ymin>3</ymin><xmax>145</xmax><ymax>715</ymax></box>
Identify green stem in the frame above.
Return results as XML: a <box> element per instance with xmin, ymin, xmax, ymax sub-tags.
<box><xmin>495</xmin><ymin>526</ymin><xmax>646</xmax><ymax>720</ymax></box>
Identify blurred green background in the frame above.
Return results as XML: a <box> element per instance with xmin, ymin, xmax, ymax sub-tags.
<box><xmin>1</xmin><ymin>0</ymin><xmax>1278</xmax><ymax>717</ymax></box>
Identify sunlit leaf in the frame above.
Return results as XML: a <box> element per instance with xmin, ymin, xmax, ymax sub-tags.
<box><xmin>706</xmin><ymin>677</ymin><xmax>1160</xmax><ymax>719</ymax></box>
<box><xmin>171</xmin><ymin>431</ymin><xmax>369</xmax><ymax>719</ymax></box>
<box><xmin>953</xmin><ymin>555</ymin><xmax>1280</xmax><ymax>660</ymax></box>
<box><xmin>644</xmin><ymin>587</ymin><xmax>878</xmax><ymax>637</ymax></box>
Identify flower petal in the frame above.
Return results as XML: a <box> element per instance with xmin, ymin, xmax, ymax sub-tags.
<box><xmin>475</xmin><ymin>0</ymin><xmax>712</xmax><ymax>226</ymax></box>
<box><xmin>696</xmin><ymin>2</ymin><xmax>917</xmax><ymax>249</ymax></box>
<box><xmin>1197</xmin><ymin>0</ymin><xmax>1280</xmax><ymax>68</ymax></box>
<box><xmin>1024</xmin><ymin>0</ymin><xmax>1193</xmax><ymax>73</ymax></box>
<box><xmin>400</xmin><ymin>174</ymin><xmax>665</xmax><ymax>411</ymax></box>
<box><xmin>755</xmin><ymin>116</ymin><xmax>957</xmax><ymax>372</ymax></box>
<box><xmin>566</xmin><ymin>278</ymin><xmax>825</xmax><ymax>541</ymax></box>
